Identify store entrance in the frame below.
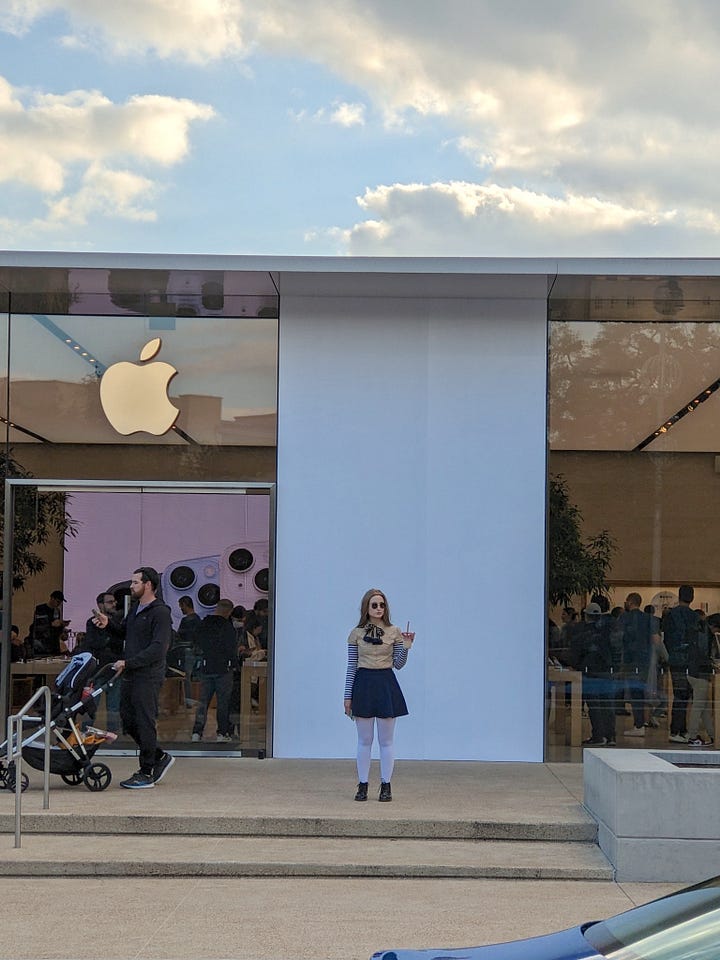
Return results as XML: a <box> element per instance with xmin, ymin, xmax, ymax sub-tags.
<box><xmin>1</xmin><ymin>480</ymin><xmax>274</xmax><ymax>758</ymax></box>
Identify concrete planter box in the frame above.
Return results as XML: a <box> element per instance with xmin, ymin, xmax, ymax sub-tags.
<box><xmin>584</xmin><ymin>748</ymin><xmax>720</xmax><ymax>881</ymax></box>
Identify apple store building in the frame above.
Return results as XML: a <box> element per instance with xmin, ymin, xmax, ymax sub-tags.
<box><xmin>1</xmin><ymin>253</ymin><xmax>720</xmax><ymax>765</ymax></box>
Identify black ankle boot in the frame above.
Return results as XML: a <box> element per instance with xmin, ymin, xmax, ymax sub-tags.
<box><xmin>378</xmin><ymin>781</ymin><xmax>392</xmax><ymax>802</ymax></box>
<box><xmin>354</xmin><ymin>782</ymin><xmax>368</xmax><ymax>801</ymax></box>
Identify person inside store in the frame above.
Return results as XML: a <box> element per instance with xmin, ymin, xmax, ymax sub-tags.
<box><xmin>663</xmin><ymin>585</ymin><xmax>702</xmax><ymax>744</ymax></box>
<box><xmin>252</xmin><ymin>598</ymin><xmax>269</xmax><ymax>649</ymax></box>
<box><xmin>343</xmin><ymin>588</ymin><xmax>415</xmax><ymax>803</ymax></box>
<box><xmin>93</xmin><ymin>567</ymin><xmax>174</xmax><ymax>789</ymax></box>
<box><xmin>569</xmin><ymin>602</ymin><xmax>619</xmax><ymax>746</ymax></box>
<box><xmin>243</xmin><ymin>613</ymin><xmax>266</xmax><ymax>661</ymax></box>
<box><xmin>556</xmin><ymin>606</ymin><xmax>579</xmax><ymax>665</ymax></box>
<box><xmin>228</xmin><ymin>606</ymin><xmax>248</xmax><ymax>735</ymax></box>
<box><xmin>82</xmin><ymin>591</ymin><xmax>123</xmax><ymax>732</ymax></box>
<box><xmin>686</xmin><ymin>612</ymin><xmax>717</xmax><ymax>746</ymax></box>
<box><xmin>10</xmin><ymin>624</ymin><xmax>31</xmax><ymax>662</ymax></box>
<box><xmin>242</xmin><ymin>612</ymin><xmax>267</xmax><ymax>710</ymax></box>
<box><xmin>191</xmin><ymin>598</ymin><xmax>238</xmax><ymax>743</ymax></box>
<box><xmin>231</xmin><ymin>605</ymin><xmax>247</xmax><ymax>633</ymax></box>
<box><xmin>615</xmin><ymin>592</ymin><xmax>659</xmax><ymax>739</ymax></box>
<box><xmin>176</xmin><ymin>595</ymin><xmax>202</xmax><ymax>707</ymax></box>
<box><xmin>30</xmin><ymin>589</ymin><xmax>70</xmax><ymax>656</ymax></box>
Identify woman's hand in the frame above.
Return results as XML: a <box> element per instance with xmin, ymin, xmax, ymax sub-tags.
<box><xmin>344</xmin><ymin>698</ymin><xmax>352</xmax><ymax>717</ymax></box>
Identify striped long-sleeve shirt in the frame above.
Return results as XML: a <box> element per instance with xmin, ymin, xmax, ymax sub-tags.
<box><xmin>344</xmin><ymin>625</ymin><xmax>410</xmax><ymax>698</ymax></box>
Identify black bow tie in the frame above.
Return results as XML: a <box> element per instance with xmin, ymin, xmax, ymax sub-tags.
<box><xmin>363</xmin><ymin>625</ymin><xmax>384</xmax><ymax>645</ymax></box>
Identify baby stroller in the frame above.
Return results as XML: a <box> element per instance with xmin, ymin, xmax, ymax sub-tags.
<box><xmin>0</xmin><ymin>652</ymin><xmax>119</xmax><ymax>792</ymax></box>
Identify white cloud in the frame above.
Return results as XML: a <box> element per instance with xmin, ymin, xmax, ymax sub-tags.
<box><xmin>6</xmin><ymin>0</ymin><xmax>720</xmax><ymax>251</ymax></box>
<box><xmin>44</xmin><ymin>164</ymin><xmax>158</xmax><ymax>226</ymax></box>
<box><xmin>323</xmin><ymin>180</ymin><xmax>720</xmax><ymax>256</ymax></box>
<box><xmin>8</xmin><ymin>3</ymin><xmax>720</xmax><ymax>191</ymax></box>
<box><xmin>327</xmin><ymin>101</ymin><xmax>365</xmax><ymax>127</ymax></box>
<box><xmin>0</xmin><ymin>74</ymin><xmax>213</xmax><ymax>229</ymax></box>
<box><xmin>1</xmin><ymin>0</ymin><xmax>247</xmax><ymax>62</ymax></box>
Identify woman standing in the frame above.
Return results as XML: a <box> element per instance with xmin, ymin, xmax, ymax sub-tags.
<box><xmin>344</xmin><ymin>588</ymin><xmax>415</xmax><ymax>802</ymax></box>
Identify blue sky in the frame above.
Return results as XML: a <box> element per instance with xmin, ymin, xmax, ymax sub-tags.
<box><xmin>2</xmin><ymin>1</ymin><xmax>720</xmax><ymax>257</ymax></box>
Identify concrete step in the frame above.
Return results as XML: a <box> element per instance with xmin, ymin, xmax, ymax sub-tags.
<box><xmin>0</xmin><ymin>811</ymin><xmax>598</xmax><ymax>842</ymax></box>
<box><xmin>0</xmin><ymin>834</ymin><xmax>613</xmax><ymax>879</ymax></box>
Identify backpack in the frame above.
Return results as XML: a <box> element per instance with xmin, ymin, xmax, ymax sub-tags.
<box><xmin>663</xmin><ymin>606</ymin><xmax>704</xmax><ymax>668</ymax></box>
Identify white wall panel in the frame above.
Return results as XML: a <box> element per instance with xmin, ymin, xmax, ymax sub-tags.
<box><xmin>274</xmin><ymin>282</ymin><xmax>547</xmax><ymax>761</ymax></box>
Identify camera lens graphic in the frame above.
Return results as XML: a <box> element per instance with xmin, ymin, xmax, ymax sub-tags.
<box><xmin>197</xmin><ymin>583</ymin><xmax>220</xmax><ymax>607</ymax></box>
<box><xmin>169</xmin><ymin>565</ymin><xmax>196</xmax><ymax>589</ymax></box>
<box><xmin>228</xmin><ymin>548</ymin><xmax>254</xmax><ymax>572</ymax></box>
<box><xmin>254</xmin><ymin>568</ymin><xmax>269</xmax><ymax>592</ymax></box>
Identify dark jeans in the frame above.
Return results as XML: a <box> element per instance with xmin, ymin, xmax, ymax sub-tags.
<box><xmin>625</xmin><ymin>670</ymin><xmax>647</xmax><ymax>728</ymax></box>
<box><xmin>193</xmin><ymin>673</ymin><xmax>233</xmax><ymax>737</ymax></box>
<box><xmin>670</xmin><ymin>668</ymin><xmax>692</xmax><ymax>735</ymax></box>
<box><xmin>583</xmin><ymin>675</ymin><xmax>616</xmax><ymax>742</ymax></box>
<box><xmin>120</xmin><ymin>673</ymin><xmax>164</xmax><ymax>773</ymax></box>
<box><xmin>182</xmin><ymin>647</ymin><xmax>197</xmax><ymax>703</ymax></box>
<box><xmin>105</xmin><ymin>676</ymin><xmax>122</xmax><ymax>733</ymax></box>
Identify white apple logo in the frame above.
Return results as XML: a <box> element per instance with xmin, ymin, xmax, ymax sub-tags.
<box><xmin>100</xmin><ymin>338</ymin><xmax>180</xmax><ymax>436</ymax></box>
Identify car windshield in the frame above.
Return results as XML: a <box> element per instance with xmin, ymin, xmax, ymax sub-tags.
<box><xmin>583</xmin><ymin>876</ymin><xmax>720</xmax><ymax>959</ymax></box>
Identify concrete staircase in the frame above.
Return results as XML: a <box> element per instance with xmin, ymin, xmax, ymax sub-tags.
<box><xmin>0</xmin><ymin>758</ymin><xmax>612</xmax><ymax>880</ymax></box>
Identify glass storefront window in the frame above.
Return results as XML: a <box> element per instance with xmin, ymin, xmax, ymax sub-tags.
<box><xmin>547</xmin><ymin>276</ymin><xmax>720</xmax><ymax>760</ymax></box>
<box><xmin>0</xmin><ymin>267</ymin><xmax>278</xmax><ymax>756</ymax></box>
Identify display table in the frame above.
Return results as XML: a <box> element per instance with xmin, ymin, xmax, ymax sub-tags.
<box><xmin>711</xmin><ymin>673</ymin><xmax>720</xmax><ymax>748</ymax></box>
<box><xmin>10</xmin><ymin>658</ymin><xmax>68</xmax><ymax>711</ymax></box>
<box><xmin>547</xmin><ymin>666</ymin><xmax>583</xmax><ymax>746</ymax></box>
<box><xmin>240</xmin><ymin>660</ymin><xmax>267</xmax><ymax>745</ymax></box>
<box><xmin>11</xmin><ymin>658</ymin><xmax>68</xmax><ymax>680</ymax></box>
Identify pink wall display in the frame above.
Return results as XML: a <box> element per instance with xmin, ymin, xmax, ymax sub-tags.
<box><xmin>63</xmin><ymin>492</ymin><xmax>270</xmax><ymax>629</ymax></box>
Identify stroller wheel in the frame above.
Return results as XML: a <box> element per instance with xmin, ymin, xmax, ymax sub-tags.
<box><xmin>0</xmin><ymin>766</ymin><xmax>8</xmax><ymax>789</ymax></box>
<box><xmin>6</xmin><ymin>765</ymin><xmax>29</xmax><ymax>792</ymax></box>
<box><xmin>82</xmin><ymin>762</ymin><xmax>112</xmax><ymax>792</ymax></box>
<box><xmin>60</xmin><ymin>771</ymin><xmax>84</xmax><ymax>787</ymax></box>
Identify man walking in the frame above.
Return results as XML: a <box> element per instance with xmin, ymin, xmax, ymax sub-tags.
<box><xmin>94</xmin><ymin>567</ymin><xmax>174</xmax><ymax>789</ymax></box>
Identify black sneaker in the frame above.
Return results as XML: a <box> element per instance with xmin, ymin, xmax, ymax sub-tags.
<box><xmin>153</xmin><ymin>751</ymin><xmax>175</xmax><ymax>784</ymax></box>
<box><xmin>120</xmin><ymin>770</ymin><xmax>154</xmax><ymax>790</ymax></box>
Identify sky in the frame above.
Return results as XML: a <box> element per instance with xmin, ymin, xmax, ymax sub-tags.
<box><xmin>2</xmin><ymin>0</ymin><xmax>720</xmax><ymax>257</ymax></box>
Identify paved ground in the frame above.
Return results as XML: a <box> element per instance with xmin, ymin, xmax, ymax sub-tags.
<box><xmin>0</xmin><ymin>758</ymin><xmax>684</xmax><ymax>959</ymax></box>
<box><xmin>0</xmin><ymin>875</ymin><xmax>681</xmax><ymax>960</ymax></box>
<box><xmin>4</xmin><ymin>757</ymin><xmax>589</xmax><ymax>826</ymax></box>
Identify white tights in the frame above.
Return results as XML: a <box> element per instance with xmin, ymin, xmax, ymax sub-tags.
<box><xmin>355</xmin><ymin>717</ymin><xmax>396</xmax><ymax>783</ymax></box>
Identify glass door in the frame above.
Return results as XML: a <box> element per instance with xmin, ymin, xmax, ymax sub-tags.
<box><xmin>1</xmin><ymin>480</ymin><xmax>274</xmax><ymax>757</ymax></box>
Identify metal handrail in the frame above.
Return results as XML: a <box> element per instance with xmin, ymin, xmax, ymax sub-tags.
<box><xmin>7</xmin><ymin>685</ymin><xmax>52</xmax><ymax>848</ymax></box>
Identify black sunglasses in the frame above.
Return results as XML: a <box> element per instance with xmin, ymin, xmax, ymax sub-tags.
<box><xmin>370</xmin><ymin>601</ymin><xmax>386</xmax><ymax>609</ymax></box>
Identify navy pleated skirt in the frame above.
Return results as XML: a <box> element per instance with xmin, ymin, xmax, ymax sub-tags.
<box><xmin>351</xmin><ymin>668</ymin><xmax>408</xmax><ymax>719</ymax></box>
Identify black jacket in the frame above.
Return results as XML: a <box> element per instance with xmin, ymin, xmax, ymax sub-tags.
<box><xmin>615</xmin><ymin>608</ymin><xmax>654</xmax><ymax>671</ymax></box>
<box><xmin>177</xmin><ymin>612</ymin><xmax>202</xmax><ymax>652</ymax></box>
<box><xmin>82</xmin><ymin>615</ymin><xmax>124</xmax><ymax>666</ymax></box>
<box><xmin>109</xmin><ymin>598</ymin><xmax>172</xmax><ymax>680</ymax></box>
<box><xmin>197</xmin><ymin>615</ymin><xmax>238</xmax><ymax>676</ymax></box>
<box><xmin>569</xmin><ymin>617</ymin><xmax>619</xmax><ymax>676</ymax></box>
<box><xmin>663</xmin><ymin>604</ymin><xmax>702</xmax><ymax>670</ymax></box>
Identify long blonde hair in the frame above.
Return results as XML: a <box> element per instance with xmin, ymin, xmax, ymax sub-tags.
<box><xmin>357</xmin><ymin>588</ymin><xmax>391</xmax><ymax>627</ymax></box>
